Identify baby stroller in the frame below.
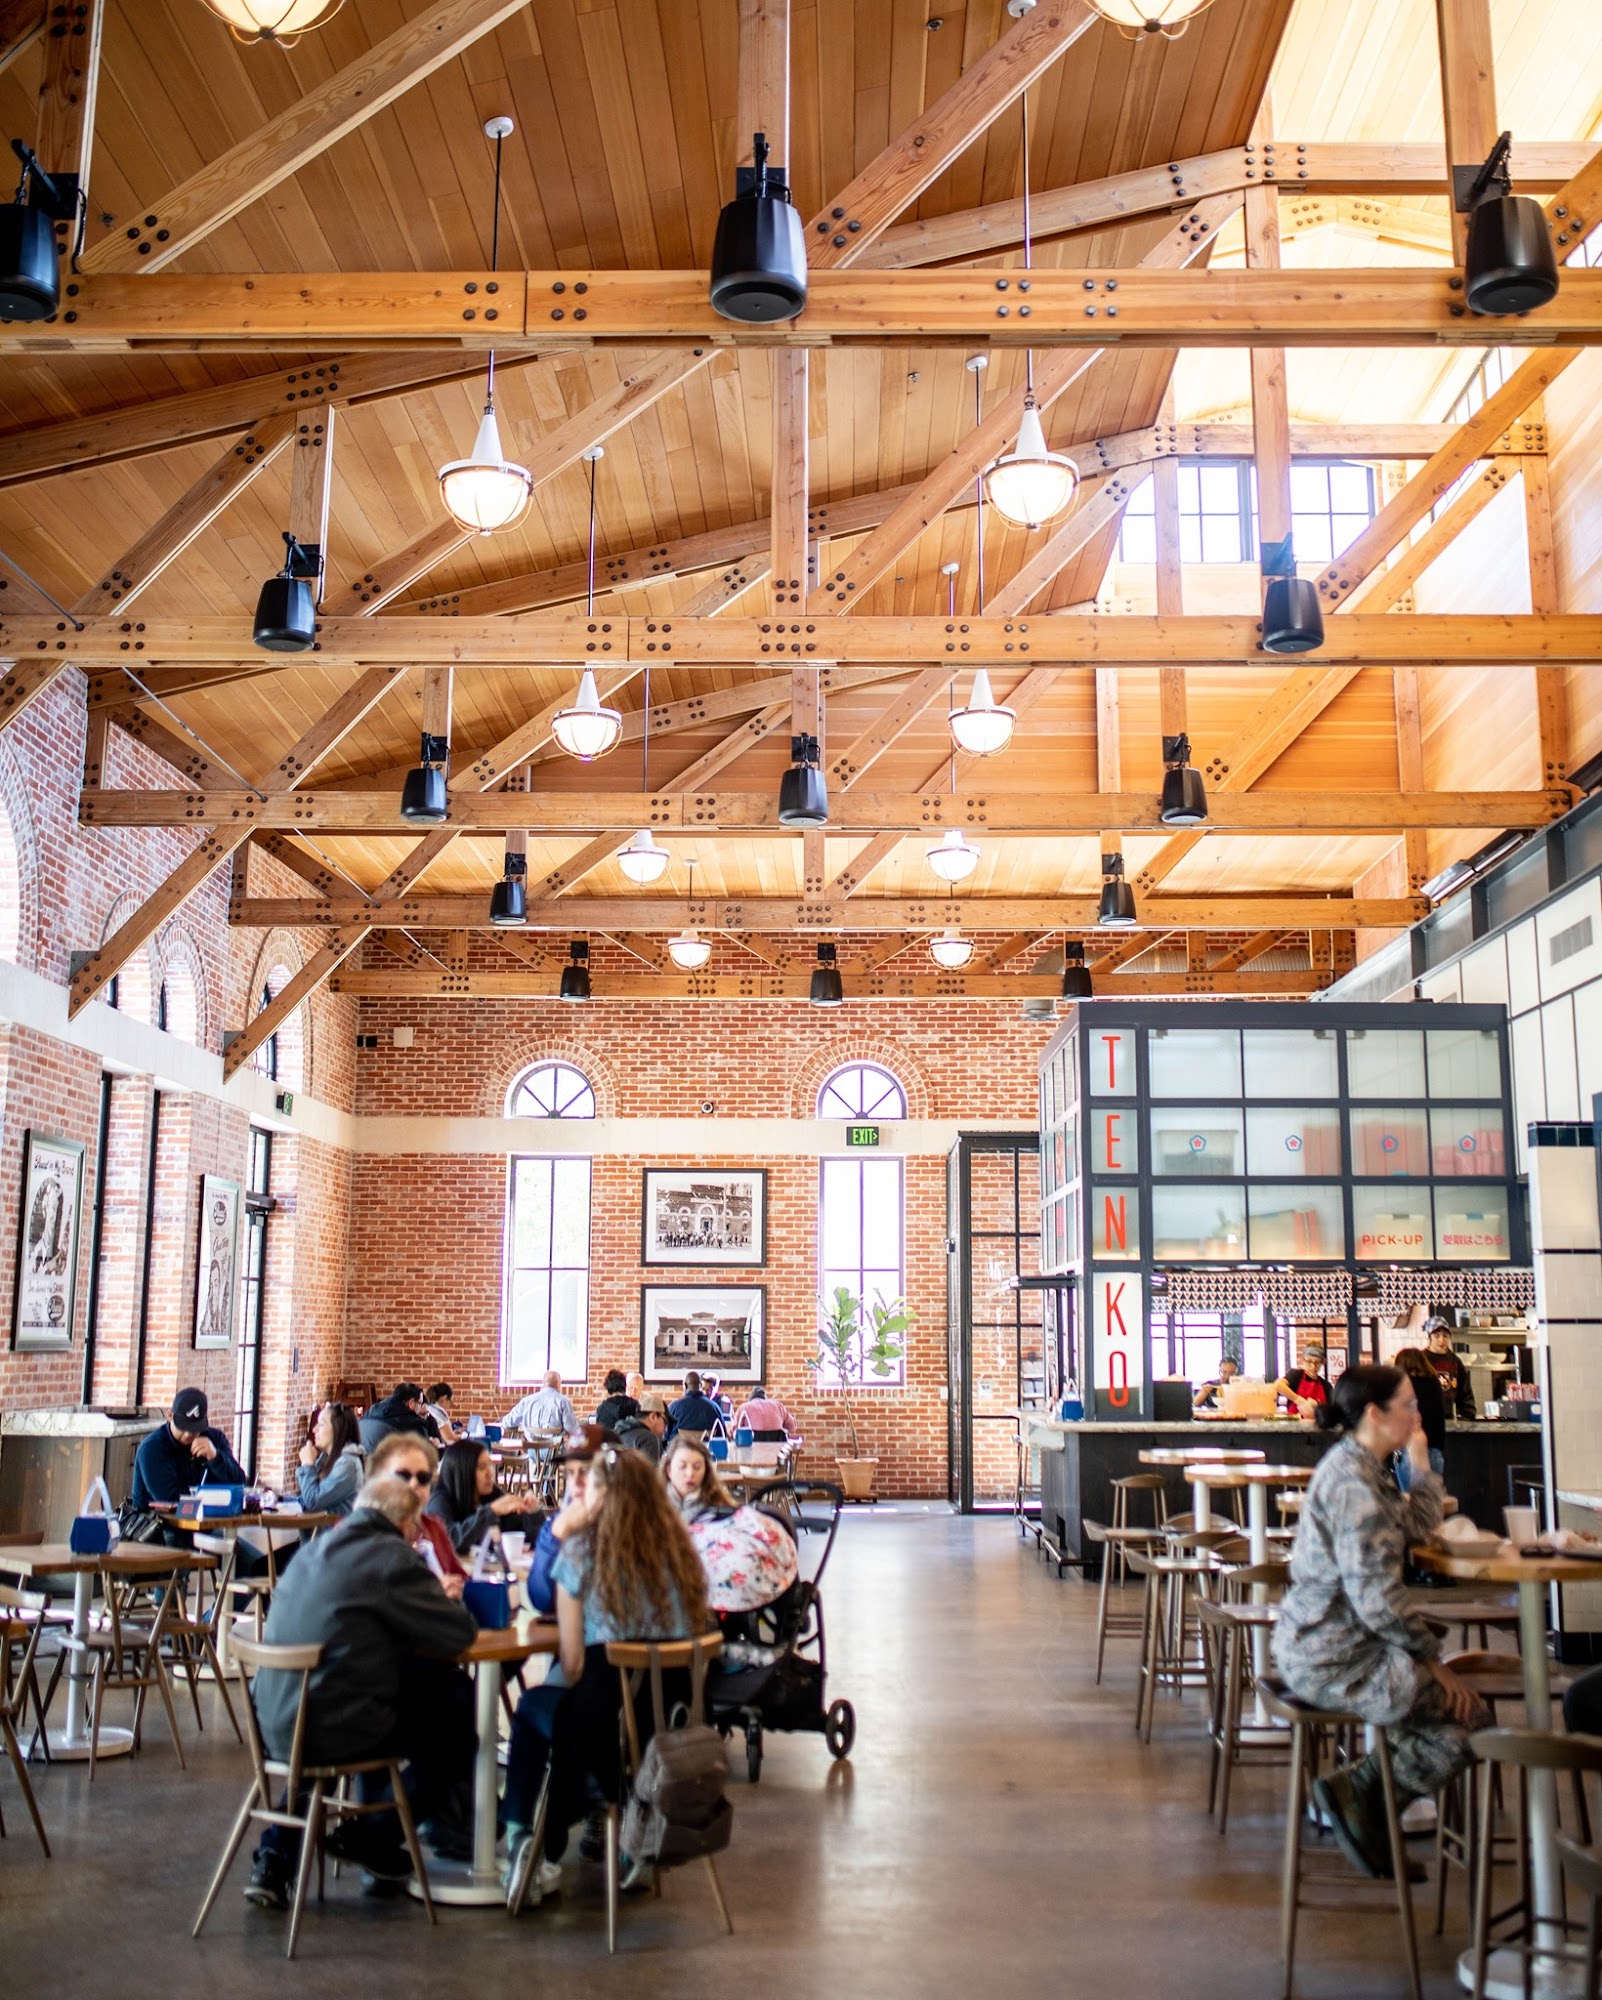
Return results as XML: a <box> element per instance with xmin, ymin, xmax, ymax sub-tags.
<box><xmin>702</xmin><ymin>1479</ymin><xmax>856</xmax><ymax>1783</ymax></box>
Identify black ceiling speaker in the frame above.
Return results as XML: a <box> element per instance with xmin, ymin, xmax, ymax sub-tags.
<box><xmin>1060</xmin><ymin>941</ymin><xmax>1093</xmax><ymax>1001</ymax></box>
<box><xmin>778</xmin><ymin>732</ymin><xmax>828</xmax><ymax>826</ymax></box>
<box><xmin>1097</xmin><ymin>852</ymin><xmax>1137</xmax><ymax>928</ymax></box>
<box><xmin>710</xmin><ymin>130</ymin><xmax>807</xmax><ymax>323</ymax></box>
<box><xmin>1159</xmin><ymin>732</ymin><xmax>1207</xmax><ymax>826</ymax></box>
<box><xmin>489</xmin><ymin>852</ymin><xmax>527</xmax><ymax>927</ymax></box>
<box><xmin>809</xmin><ymin>941</ymin><xmax>844</xmax><ymax>1007</ymax></box>
<box><xmin>559</xmin><ymin>939</ymin><xmax>591</xmax><ymax>1002</ymax></box>
<box><xmin>400</xmin><ymin>733</ymin><xmax>450</xmax><ymax>822</ymax></box>
<box><xmin>252</xmin><ymin>532</ymin><xmax>322</xmax><ymax>652</ymax></box>
<box><xmin>0</xmin><ymin>140</ymin><xmax>79</xmax><ymax>322</ymax></box>
<box><xmin>1458</xmin><ymin>131</ymin><xmax>1559</xmax><ymax>317</ymax></box>
<box><xmin>1258</xmin><ymin>535</ymin><xmax>1324</xmax><ymax>654</ymax></box>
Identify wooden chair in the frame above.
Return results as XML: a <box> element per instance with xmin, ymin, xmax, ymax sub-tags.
<box><xmin>1109</xmin><ymin>1473</ymin><xmax>1168</xmax><ymax>1581</ymax></box>
<box><xmin>60</xmin><ymin>1559</ymin><xmax>189</xmax><ymax>1780</ymax></box>
<box><xmin>1467</xmin><ymin>1728</ymin><xmax>1602</xmax><ymax>2000</ymax></box>
<box><xmin>1129</xmin><ymin>1541</ymin><xmax>1225</xmax><ymax>1743</ymax></box>
<box><xmin>191</xmin><ymin>1636</ymin><xmax>436</xmax><ymax>1960</ymax></box>
<box><xmin>1196</xmin><ymin>1565</ymin><xmax>1289</xmax><ymax>1834</ymax></box>
<box><xmin>1556</xmin><ymin>1833</ymin><xmax>1602</xmax><ymax>2000</ymax></box>
<box><xmin>1258</xmin><ymin>1674</ymin><xmax>1421</xmax><ymax>2000</ymax></box>
<box><xmin>601</xmin><ymin>1634</ymin><xmax>731</xmax><ymax>1955</ymax></box>
<box><xmin>0</xmin><ymin>1584</ymin><xmax>51</xmax><ymax>1855</ymax></box>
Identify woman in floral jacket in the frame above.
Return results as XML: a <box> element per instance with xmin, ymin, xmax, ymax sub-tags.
<box><xmin>1273</xmin><ymin>1363</ymin><xmax>1488</xmax><ymax>1879</ymax></box>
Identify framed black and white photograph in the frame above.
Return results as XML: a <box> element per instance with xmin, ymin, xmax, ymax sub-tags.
<box><xmin>11</xmin><ymin>1130</ymin><xmax>85</xmax><ymax>1351</ymax></box>
<box><xmin>194</xmin><ymin>1174</ymin><xmax>242</xmax><ymax>1349</ymax></box>
<box><xmin>641</xmin><ymin>1168</ymin><xmax>767</xmax><ymax>1267</ymax></box>
<box><xmin>640</xmin><ymin>1284</ymin><xmax>765</xmax><ymax>1384</ymax></box>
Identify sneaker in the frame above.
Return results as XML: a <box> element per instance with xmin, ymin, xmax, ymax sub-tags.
<box><xmin>618</xmin><ymin>1847</ymin><xmax>653</xmax><ymax>1894</ymax></box>
<box><xmin>1312</xmin><ymin>1770</ymin><xmax>1383</xmax><ymax>1879</ymax></box>
<box><xmin>505</xmin><ymin>1832</ymin><xmax>564</xmax><ymax>1911</ymax></box>
<box><xmin>243</xmin><ymin>1858</ymin><xmax>289</xmax><ymax>1912</ymax></box>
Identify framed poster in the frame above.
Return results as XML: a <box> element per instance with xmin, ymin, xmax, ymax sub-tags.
<box><xmin>194</xmin><ymin>1174</ymin><xmax>242</xmax><ymax>1349</ymax></box>
<box><xmin>641</xmin><ymin>1169</ymin><xmax>767</xmax><ymax>1267</ymax></box>
<box><xmin>640</xmin><ymin>1284</ymin><xmax>765</xmax><ymax>1385</ymax></box>
<box><xmin>11</xmin><ymin>1130</ymin><xmax>85</xmax><ymax>1351</ymax></box>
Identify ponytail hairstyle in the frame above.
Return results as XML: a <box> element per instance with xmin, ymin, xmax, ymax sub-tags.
<box><xmin>1315</xmin><ymin>1363</ymin><xmax>1405</xmax><ymax>1434</ymax></box>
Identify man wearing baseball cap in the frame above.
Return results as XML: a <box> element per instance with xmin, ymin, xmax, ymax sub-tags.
<box><xmin>131</xmin><ymin>1386</ymin><xmax>248</xmax><ymax>1513</ymax></box>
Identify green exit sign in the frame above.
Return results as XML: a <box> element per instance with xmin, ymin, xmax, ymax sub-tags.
<box><xmin>846</xmin><ymin>1124</ymin><xmax>880</xmax><ymax>1148</ymax></box>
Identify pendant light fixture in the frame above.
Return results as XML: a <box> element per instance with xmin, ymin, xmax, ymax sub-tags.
<box><xmin>400</xmin><ymin>732</ymin><xmax>449</xmax><ymax>823</ymax></box>
<box><xmin>925</xmin><ymin>826</ymin><xmax>981</xmax><ymax>883</ymax></box>
<box><xmin>617</xmin><ymin>829</ymin><xmax>670</xmax><ymax>884</ymax></box>
<box><xmin>667</xmin><ymin>857</ymin><xmax>712</xmax><ymax>970</ymax></box>
<box><xmin>1258</xmin><ymin>535</ymin><xmax>1325</xmax><ymax>655</ymax></box>
<box><xmin>252</xmin><ymin>531</ymin><xmax>320</xmax><ymax>652</ymax></box>
<box><xmin>1458</xmin><ymin>130</ymin><xmax>1560</xmax><ymax>317</ymax></box>
<box><xmin>437</xmin><ymin>119</ymin><xmax>534</xmax><ymax>535</ymax></box>
<box><xmin>950</xmin><ymin>670</ymin><xmax>1016</xmax><ymax>757</ymax></box>
<box><xmin>809</xmin><ymin>941</ymin><xmax>844</xmax><ymax>1007</ymax></box>
<box><xmin>930</xmin><ymin>930</ymin><xmax>974</xmax><ymax>969</ymax></box>
<box><xmin>709</xmin><ymin>130</ymin><xmax>807</xmax><ymax>323</ymax></box>
<box><xmin>778</xmin><ymin>733</ymin><xmax>827</xmax><ymax>826</ymax></box>
<box><xmin>1159</xmin><ymin>732</ymin><xmax>1208</xmax><ymax>826</ymax></box>
<box><xmin>489</xmin><ymin>853</ymin><xmax>527</xmax><ymax>927</ymax></box>
<box><xmin>1061</xmin><ymin>939</ymin><xmax>1094</xmax><ymax>999</ymax></box>
<box><xmin>558</xmin><ymin>940</ymin><xmax>591</xmax><ymax>1002</ymax></box>
<box><xmin>1097</xmin><ymin>852</ymin><xmax>1137</xmax><ymax>927</ymax></box>
<box><xmin>553</xmin><ymin>446</ymin><xmax>624</xmax><ymax>761</ymax></box>
<box><xmin>200</xmin><ymin>0</ymin><xmax>343</xmax><ymax>43</ymax></box>
<box><xmin>1082</xmin><ymin>0</ymin><xmax>1217</xmax><ymax>37</ymax></box>
<box><xmin>983</xmin><ymin>85</ymin><xmax>1077</xmax><ymax>530</ymax></box>
<box><xmin>1</xmin><ymin>141</ymin><xmax>79</xmax><ymax>323</ymax></box>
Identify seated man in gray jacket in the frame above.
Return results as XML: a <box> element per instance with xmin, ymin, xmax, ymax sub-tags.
<box><xmin>246</xmin><ymin>1472</ymin><xmax>478</xmax><ymax>1910</ymax></box>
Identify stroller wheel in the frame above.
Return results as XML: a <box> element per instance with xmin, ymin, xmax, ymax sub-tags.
<box><xmin>825</xmin><ymin>1699</ymin><xmax>856</xmax><ymax>1759</ymax></box>
<box><xmin>744</xmin><ymin>1718</ymin><xmax>763</xmax><ymax>1784</ymax></box>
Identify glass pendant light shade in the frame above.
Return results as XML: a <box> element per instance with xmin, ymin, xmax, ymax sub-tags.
<box><xmin>1061</xmin><ymin>941</ymin><xmax>1094</xmax><ymax>999</ymax></box>
<box><xmin>984</xmin><ymin>400</ymin><xmax>1078</xmax><ymax>529</ymax></box>
<box><xmin>667</xmin><ymin>929</ymin><xmax>712</xmax><ymax>970</ymax></box>
<box><xmin>930</xmin><ymin>930</ymin><xmax>974</xmax><ymax>969</ymax></box>
<box><xmin>948</xmin><ymin>669</ymin><xmax>1016</xmax><ymax>757</ymax></box>
<box><xmin>617</xmin><ymin>829</ymin><xmax>670</xmax><ymax>884</ymax></box>
<box><xmin>552</xmin><ymin>669</ymin><xmax>623</xmax><ymax>761</ymax></box>
<box><xmin>201</xmin><ymin>0</ymin><xmax>342</xmax><ymax>41</ymax></box>
<box><xmin>925</xmin><ymin>827</ymin><xmax>981</xmax><ymax>883</ymax></box>
<box><xmin>438</xmin><ymin>405</ymin><xmax>534</xmax><ymax>534</ymax></box>
<box><xmin>809</xmin><ymin>943</ymin><xmax>844</xmax><ymax>1007</ymax></box>
<box><xmin>1085</xmin><ymin>0</ymin><xmax>1216</xmax><ymax>35</ymax></box>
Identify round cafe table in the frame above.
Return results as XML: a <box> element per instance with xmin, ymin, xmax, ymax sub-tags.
<box><xmin>1138</xmin><ymin>1446</ymin><xmax>1266</xmax><ymax>1531</ymax></box>
<box><xmin>408</xmin><ymin>1613</ymin><xmax>561</xmax><ymax>1909</ymax></box>
<box><xmin>1193</xmin><ymin>1463</ymin><xmax>1313</xmax><ymax>1725</ymax></box>
<box><xmin>1411</xmin><ymin>1541</ymin><xmax>1602</xmax><ymax>1998</ymax></box>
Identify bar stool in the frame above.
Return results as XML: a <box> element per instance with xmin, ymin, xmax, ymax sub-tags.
<box><xmin>1258</xmin><ymin>1674</ymin><xmax>1421</xmax><ymax>2000</ymax></box>
<box><xmin>1110</xmin><ymin>1474</ymin><xmax>1169</xmax><ymax>1582</ymax></box>
<box><xmin>1467</xmin><ymin>1728</ymin><xmax>1602</xmax><ymax>1999</ymax></box>
<box><xmin>1197</xmin><ymin>1585</ymin><xmax>1288</xmax><ymax>1834</ymax></box>
<box><xmin>1556</xmin><ymin>1834</ymin><xmax>1602</xmax><ymax>2000</ymax></box>
<box><xmin>1083</xmin><ymin>1520</ymin><xmax>1164</xmax><ymax>1684</ymax></box>
<box><xmin>1130</xmin><ymin>1541</ymin><xmax>1223</xmax><ymax>1742</ymax></box>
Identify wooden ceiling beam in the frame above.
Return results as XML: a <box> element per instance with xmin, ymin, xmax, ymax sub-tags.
<box><xmin>982</xmin><ymin>473</ymin><xmax>1138</xmax><ymax>617</ymax></box>
<box><xmin>804</xmin><ymin>0</ymin><xmax>1096</xmax><ymax>270</ymax></box>
<box><xmin>223</xmin><ymin>927</ymin><xmax>367</xmax><ymax>1079</ymax></box>
<box><xmin>30</xmin><ymin>260</ymin><xmax>1602</xmax><ymax>354</ymax></box>
<box><xmin>828</xmin><ymin>668</ymin><xmax>951</xmax><ymax>789</ymax></box>
<box><xmin>35</xmin><ymin>0</ymin><xmax>102</xmax><ymax>190</ymax></box>
<box><xmin>1209</xmin><ymin>928</ymin><xmax>1298</xmax><ymax>973</ymax></box>
<box><xmin>327</xmin><ymin>966</ymin><xmax>1324</xmax><ymax>999</ymax></box>
<box><xmin>24</xmin><ymin>610</ymin><xmax>1602</xmax><ymax>669</ymax></box>
<box><xmin>0</xmin><ymin>1</ymin><xmax>45</xmax><ymax>79</ymax></box>
<box><xmin>70</xmin><ymin>829</ymin><xmax>253</xmax><ymax>1014</ymax></box>
<box><xmin>1435</xmin><ymin>0</ymin><xmax>1499</xmax><ymax>266</ymax></box>
<box><xmin>1344</xmin><ymin>461</ymin><xmax>1514</xmax><ymax>613</ymax></box>
<box><xmin>535</xmin><ymin>832</ymin><xmax>628</xmax><ymax>898</ymax></box>
<box><xmin>81</xmin><ymin>0</ymin><xmax>531</xmax><ymax>275</ymax></box>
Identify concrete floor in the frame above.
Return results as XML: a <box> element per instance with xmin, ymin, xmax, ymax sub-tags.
<box><xmin>1</xmin><ymin>1511</ymin><xmax>1471</xmax><ymax>1997</ymax></box>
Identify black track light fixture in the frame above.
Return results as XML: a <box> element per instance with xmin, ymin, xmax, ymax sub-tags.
<box><xmin>559</xmin><ymin>939</ymin><xmax>591</xmax><ymax>1002</ymax></box>
<box><xmin>1258</xmin><ymin>535</ymin><xmax>1324</xmax><ymax>655</ymax></box>
<box><xmin>1456</xmin><ymin>131</ymin><xmax>1559</xmax><ymax>318</ymax></box>
<box><xmin>252</xmin><ymin>531</ymin><xmax>322</xmax><ymax>652</ymax></box>
<box><xmin>0</xmin><ymin>140</ymin><xmax>81</xmax><ymax>323</ymax></box>
<box><xmin>809</xmin><ymin>941</ymin><xmax>844</xmax><ymax>1007</ymax></box>
<box><xmin>1159</xmin><ymin>732</ymin><xmax>1208</xmax><ymax>826</ymax></box>
<box><xmin>778</xmin><ymin>732</ymin><xmax>828</xmax><ymax>826</ymax></box>
<box><xmin>710</xmin><ymin>130</ymin><xmax>807</xmax><ymax>323</ymax></box>
<box><xmin>1097</xmin><ymin>852</ymin><xmax>1137</xmax><ymax>928</ymax></box>
<box><xmin>489</xmin><ymin>852</ymin><xmax>527</xmax><ymax>927</ymax></box>
<box><xmin>1060</xmin><ymin>939</ymin><xmax>1094</xmax><ymax>1000</ymax></box>
<box><xmin>399</xmin><ymin>733</ymin><xmax>450</xmax><ymax>823</ymax></box>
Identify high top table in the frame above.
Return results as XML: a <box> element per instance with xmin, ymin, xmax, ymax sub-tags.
<box><xmin>1412</xmin><ymin>1541</ymin><xmax>1602</xmax><ymax>1998</ymax></box>
<box><xmin>0</xmin><ymin>1541</ymin><xmax>216</xmax><ymax>1760</ymax></box>
<box><xmin>1138</xmin><ymin>1446</ymin><xmax>1266</xmax><ymax>1532</ymax></box>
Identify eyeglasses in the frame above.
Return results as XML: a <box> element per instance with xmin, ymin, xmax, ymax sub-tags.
<box><xmin>391</xmin><ymin>1468</ymin><xmax>433</xmax><ymax>1487</ymax></box>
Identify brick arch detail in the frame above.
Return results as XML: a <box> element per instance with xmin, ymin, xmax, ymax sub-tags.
<box><xmin>788</xmin><ymin>1040</ymin><xmax>930</xmax><ymax>1120</ymax></box>
<box><xmin>154</xmin><ymin>920</ymin><xmax>209</xmax><ymax>1048</ymax></box>
<box><xmin>487</xmin><ymin>1038</ymin><xmax>621</xmax><ymax>1119</ymax></box>
<box><xmin>0</xmin><ymin>735</ymin><xmax>41</xmax><ymax>974</ymax></box>
<box><xmin>245</xmin><ymin>930</ymin><xmax>314</xmax><ymax>1094</ymax></box>
<box><xmin>97</xmin><ymin>892</ymin><xmax>158</xmax><ymax>1021</ymax></box>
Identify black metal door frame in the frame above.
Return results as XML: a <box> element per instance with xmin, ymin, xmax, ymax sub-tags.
<box><xmin>946</xmin><ymin>1130</ymin><xmax>1040</xmax><ymax>1515</ymax></box>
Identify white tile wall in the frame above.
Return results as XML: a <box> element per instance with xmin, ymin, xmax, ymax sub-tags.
<box><xmin>1536</xmin><ymin>878</ymin><xmax>1602</xmax><ymax>1001</ymax></box>
<box><xmin>1529</xmin><ymin>1147</ymin><xmax>1602</xmax><ymax>1636</ymax></box>
<box><xmin>1533</xmin><ymin>1247</ymin><xmax>1602</xmax><ymax>1322</ymax></box>
<box><xmin>1575</xmin><ymin>982</ymin><xmax>1602</xmax><ymax>1117</ymax></box>
<box><xmin>1459</xmin><ymin>936</ymin><xmax>1510</xmax><ymax>1009</ymax></box>
<box><xmin>1540</xmin><ymin>998</ymin><xmax>1580</xmax><ymax>1120</ymax></box>
<box><xmin>1510</xmin><ymin>1013</ymin><xmax>1548</xmax><ymax>1169</ymax></box>
<box><xmin>1420</xmin><ymin>964</ymin><xmax>1462</xmax><ymax>1003</ymax></box>
<box><xmin>1529</xmin><ymin>1146</ymin><xmax>1599</xmax><ymax>1253</ymax></box>
<box><xmin>1507</xmin><ymin>918</ymin><xmax>1542</xmax><ymax>1016</ymax></box>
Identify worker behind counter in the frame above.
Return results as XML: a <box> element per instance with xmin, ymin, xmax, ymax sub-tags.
<box><xmin>1423</xmin><ymin>1317</ymin><xmax>1478</xmax><ymax>1420</ymax></box>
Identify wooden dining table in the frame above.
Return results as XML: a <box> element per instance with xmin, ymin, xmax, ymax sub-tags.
<box><xmin>408</xmin><ymin>1612</ymin><xmax>561</xmax><ymax>1909</ymax></box>
<box><xmin>168</xmin><ymin>1507</ymin><xmax>341</xmax><ymax>1669</ymax></box>
<box><xmin>1412</xmin><ymin>1539</ymin><xmax>1602</xmax><ymax>1998</ymax></box>
<box><xmin>0</xmin><ymin>1541</ymin><xmax>216</xmax><ymax>1760</ymax></box>
<box><xmin>1138</xmin><ymin>1445</ymin><xmax>1267</xmax><ymax>1531</ymax></box>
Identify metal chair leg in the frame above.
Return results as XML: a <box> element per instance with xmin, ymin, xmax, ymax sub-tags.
<box><xmin>1280</xmin><ymin>1723</ymin><xmax>1307</xmax><ymax>2000</ymax></box>
<box><xmin>703</xmin><ymin>1854</ymin><xmax>734</xmax><ymax>1934</ymax></box>
<box><xmin>1374</xmin><ymin>1739</ymin><xmax>1422</xmax><ymax>2000</ymax></box>
<box><xmin>605</xmin><ymin>1806</ymin><xmax>620</xmax><ymax>1954</ymax></box>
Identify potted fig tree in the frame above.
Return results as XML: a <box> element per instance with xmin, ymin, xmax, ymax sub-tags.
<box><xmin>808</xmin><ymin>1286</ymin><xmax>914</xmax><ymax>1500</ymax></box>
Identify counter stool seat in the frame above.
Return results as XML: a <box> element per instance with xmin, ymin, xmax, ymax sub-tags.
<box><xmin>1197</xmin><ymin>1597</ymin><xmax>1288</xmax><ymax>1834</ymax></box>
<box><xmin>1258</xmin><ymin>1674</ymin><xmax>1421</xmax><ymax>2000</ymax></box>
<box><xmin>1466</xmin><ymin>1729</ymin><xmax>1602</xmax><ymax>2000</ymax></box>
<box><xmin>1084</xmin><ymin>1522</ymin><xmax>1165</xmax><ymax>1684</ymax></box>
<box><xmin>1130</xmin><ymin>1550</ymin><xmax>1223</xmax><ymax>1742</ymax></box>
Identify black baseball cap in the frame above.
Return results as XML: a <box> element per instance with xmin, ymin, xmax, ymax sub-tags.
<box><xmin>171</xmin><ymin>1388</ymin><xmax>209</xmax><ymax>1431</ymax></box>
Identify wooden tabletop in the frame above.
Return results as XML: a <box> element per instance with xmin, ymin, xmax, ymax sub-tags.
<box><xmin>1412</xmin><ymin>1542</ymin><xmax>1602</xmax><ymax>1587</ymax></box>
<box><xmin>1139</xmin><ymin>1447</ymin><xmax>1268</xmax><ymax>1466</ymax></box>
<box><xmin>1241</xmin><ymin>1464</ymin><xmax>1316</xmax><ymax>1486</ymax></box>
<box><xmin>1189</xmin><ymin>1463</ymin><xmax>1256</xmax><ymax>1487</ymax></box>
<box><xmin>460</xmin><ymin>1615</ymin><xmax>562</xmax><ymax>1666</ymax></box>
<box><xmin>0</xmin><ymin>1542</ymin><xmax>219</xmax><ymax>1578</ymax></box>
<box><xmin>172</xmin><ymin>1509</ymin><xmax>341</xmax><ymax>1533</ymax></box>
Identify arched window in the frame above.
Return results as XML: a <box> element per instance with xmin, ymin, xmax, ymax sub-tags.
<box><xmin>818</xmin><ymin>1063</ymin><xmax>907</xmax><ymax>1122</ymax></box>
<box><xmin>508</xmin><ymin>1060</ymin><xmax>596</xmax><ymax>1119</ymax></box>
<box><xmin>251</xmin><ymin>981</ymin><xmax>280</xmax><ymax>1081</ymax></box>
<box><xmin>502</xmin><ymin>1061</ymin><xmax>594</xmax><ymax>1386</ymax></box>
<box><xmin>817</xmin><ymin>1063</ymin><xmax>907</xmax><ymax>1386</ymax></box>
<box><xmin>110</xmin><ymin>947</ymin><xmax>154</xmax><ymax>1024</ymax></box>
<box><xmin>155</xmin><ymin>930</ymin><xmax>203</xmax><ymax>1046</ymax></box>
<box><xmin>250</xmin><ymin>963</ymin><xmax>304</xmax><ymax>1088</ymax></box>
<box><xmin>0</xmin><ymin>791</ymin><xmax>19</xmax><ymax>965</ymax></box>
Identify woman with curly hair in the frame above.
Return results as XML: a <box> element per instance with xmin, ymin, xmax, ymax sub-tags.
<box><xmin>662</xmin><ymin>1433</ymin><xmax>734</xmax><ymax>1522</ymax></box>
<box><xmin>502</xmin><ymin>1445</ymin><xmax>710</xmax><ymax>1907</ymax></box>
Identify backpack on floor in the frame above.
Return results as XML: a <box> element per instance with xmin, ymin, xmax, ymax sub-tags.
<box><xmin>619</xmin><ymin>1646</ymin><xmax>733</xmax><ymax>1869</ymax></box>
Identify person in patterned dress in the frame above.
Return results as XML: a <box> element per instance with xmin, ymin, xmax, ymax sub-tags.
<box><xmin>1273</xmin><ymin>1363</ymin><xmax>1488</xmax><ymax>1879</ymax></box>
